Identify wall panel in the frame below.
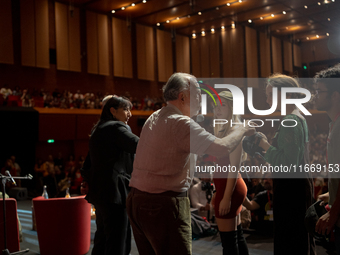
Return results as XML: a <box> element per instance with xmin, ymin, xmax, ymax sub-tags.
<box><xmin>35</xmin><ymin>0</ymin><xmax>49</xmax><ymax>68</ymax></box>
<box><xmin>191</xmin><ymin>37</ymin><xmax>201</xmax><ymax>77</ymax></box>
<box><xmin>68</xmin><ymin>7</ymin><xmax>81</xmax><ymax>72</ymax></box>
<box><xmin>209</xmin><ymin>33</ymin><xmax>220</xmax><ymax>77</ymax></box>
<box><xmin>260</xmin><ymin>32</ymin><xmax>271</xmax><ymax>77</ymax></box>
<box><xmin>272</xmin><ymin>36</ymin><xmax>283</xmax><ymax>73</ymax></box>
<box><xmin>55</xmin><ymin>2</ymin><xmax>69</xmax><ymax>70</ymax></box>
<box><xmin>176</xmin><ymin>35</ymin><xmax>190</xmax><ymax>74</ymax></box>
<box><xmin>245</xmin><ymin>27</ymin><xmax>258</xmax><ymax>78</ymax></box>
<box><xmin>97</xmin><ymin>14</ymin><xmax>109</xmax><ymax>76</ymax></box>
<box><xmin>283</xmin><ymin>41</ymin><xmax>293</xmax><ymax>73</ymax></box>
<box><xmin>20</xmin><ymin>0</ymin><xmax>36</xmax><ymax>67</ymax></box>
<box><xmin>200</xmin><ymin>36</ymin><xmax>210</xmax><ymax>77</ymax></box>
<box><xmin>293</xmin><ymin>44</ymin><xmax>302</xmax><ymax>67</ymax></box>
<box><xmin>156</xmin><ymin>30</ymin><xmax>173</xmax><ymax>82</ymax></box>
<box><xmin>0</xmin><ymin>0</ymin><xmax>14</xmax><ymax>64</ymax></box>
<box><xmin>86</xmin><ymin>11</ymin><xmax>98</xmax><ymax>74</ymax></box>
<box><xmin>136</xmin><ymin>24</ymin><xmax>155</xmax><ymax>81</ymax></box>
<box><xmin>112</xmin><ymin>17</ymin><xmax>132</xmax><ymax>78</ymax></box>
<box><xmin>222</xmin><ymin>26</ymin><xmax>245</xmax><ymax>78</ymax></box>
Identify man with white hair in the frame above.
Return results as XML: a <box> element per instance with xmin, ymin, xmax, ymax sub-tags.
<box><xmin>127</xmin><ymin>72</ymin><xmax>255</xmax><ymax>255</ymax></box>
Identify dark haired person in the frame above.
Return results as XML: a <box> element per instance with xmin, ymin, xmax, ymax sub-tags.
<box><xmin>258</xmin><ymin>74</ymin><xmax>315</xmax><ymax>255</ymax></box>
<box><xmin>82</xmin><ymin>95</ymin><xmax>139</xmax><ymax>255</ymax></box>
<box><xmin>127</xmin><ymin>72</ymin><xmax>255</xmax><ymax>255</ymax></box>
<box><xmin>314</xmin><ymin>64</ymin><xmax>340</xmax><ymax>255</ymax></box>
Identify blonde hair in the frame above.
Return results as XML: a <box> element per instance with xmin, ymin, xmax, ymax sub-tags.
<box><xmin>213</xmin><ymin>91</ymin><xmax>242</xmax><ymax>138</ymax></box>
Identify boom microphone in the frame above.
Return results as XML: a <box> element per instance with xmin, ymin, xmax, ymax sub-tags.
<box><xmin>196</xmin><ymin>114</ymin><xmax>204</xmax><ymax>123</ymax></box>
<box><xmin>5</xmin><ymin>170</ymin><xmax>17</xmax><ymax>186</ymax></box>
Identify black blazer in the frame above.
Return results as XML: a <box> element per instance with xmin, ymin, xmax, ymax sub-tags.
<box><xmin>82</xmin><ymin>121</ymin><xmax>139</xmax><ymax>205</ymax></box>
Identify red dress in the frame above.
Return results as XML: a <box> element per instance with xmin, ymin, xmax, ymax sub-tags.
<box><xmin>213</xmin><ymin>156</ymin><xmax>247</xmax><ymax>219</ymax></box>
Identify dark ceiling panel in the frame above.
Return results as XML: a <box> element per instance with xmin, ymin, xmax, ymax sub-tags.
<box><xmin>55</xmin><ymin>0</ymin><xmax>340</xmax><ymax>41</ymax></box>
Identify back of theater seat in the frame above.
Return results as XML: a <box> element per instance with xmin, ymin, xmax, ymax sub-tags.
<box><xmin>0</xmin><ymin>198</ymin><xmax>20</xmax><ymax>253</ymax></box>
<box><xmin>32</xmin><ymin>196</ymin><xmax>91</xmax><ymax>255</ymax></box>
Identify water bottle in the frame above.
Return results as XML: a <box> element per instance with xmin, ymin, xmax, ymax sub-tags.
<box><xmin>65</xmin><ymin>187</ymin><xmax>70</xmax><ymax>198</ymax></box>
<box><xmin>42</xmin><ymin>185</ymin><xmax>49</xmax><ymax>199</ymax></box>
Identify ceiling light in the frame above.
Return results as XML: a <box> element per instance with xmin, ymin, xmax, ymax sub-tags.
<box><xmin>211</xmin><ymin>28</ymin><xmax>215</xmax><ymax>34</ymax></box>
<box><xmin>318</xmin><ymin>2</ymin><xmax>321</xmax><ymax>5</ymax></box>
<box><xmin>201</xmin><ymin>31</ymin><xmax>205</xmax><ymax>36</ymax></box>
<box><xmin>326</xmin><ymin>33</ymin><xmax>330</xmax><ymax>36</ymax></box>
<box><xmin>198</xmin><ymin>12</ymin><xmax>202</xmax><ymax>15</ymax></box>
<box><xmin>271</xmin><ymin>14</ymin><xmax>275</xmax><ymax>17</ymax></box>
<box><xmin>248</xmin><ymin>19</ymin><xmax>252</xmax><ymax>23</ymax></box>
<box><xmin>111</xmin><ymin>10</ymin><xmax>115</xmax><ymax>13</ymax></box>
<box><xmin>328</xmin><ymin>18</ymin><xmax>331</xmax><ymax>21</ymax></box>
<box><xmin>260</xmin><ymin>17</ymin><xmax>263</xmax><ymax>20</ymax></box>
<box><xmin>231</xmin><ymin>21</ymin><xmax>235</xmax><ymax>28</ymax></box>
<box><xmin>176</xmin><ymin>17</ymin><xmax>179</xmax><ymax>20</ymax></box>
<box><xmin>306</xmin><ymin>37</ymin><xmax>310</xmax><ymax>40</ymax></box>
<box><xmin>216</xmin><ymin>7</ymin><xmax>219</xmax><ymax>10</ymax></box>
<box><xmin>131</xmin><ymin>3</ymin><xmax>135</xmax><ymax>6</ymax></box>
<box><xmin>304</xmin><ymin>5</ymin><xmax>308</xmax><ymax>8</ymax></box>
<box><xmin>166</xmin><ymin>20</ymin><xmax>170</xmax><ymax>23</ymax></box>
<box><xmin>142</xmin><ymin>0</ymin><xmax>147</xmax><ymax>3</ymax></box>
<box><xmin>226</xmin><ymin>3</ymin><xmax>231</xmax><ymax>6</ymax></box>
<box><xmin>187</xmin><ymin>15</ymin><xmax>191</xmax><ymax>18</ymax></box>
<box><xmin>192</xmin><ymin>33</ymin><xmax>196</xmax><ymax>39</ymax></box>
<box><xmin>121</xmin><ymin>7</ymin><xmax>125</xmax><ymax>10</ymax></box>
<box><xmin>283</xmin><ymin>11</ymin><xmax>286</xmax><ymax>14</ymax></box>
<box><xmin>221</xmin><ymin>26</ymin><xmax>225</xmax><ymax>31</ymax></box>
<box><xmin>156</xmin><ymin>23</ymin><xmax>160</xmax><ymax>26</ymax></box>
<box><xmin>316</xmin><ymin>35</ymin><xmax>319</xmax><ymax>38</ymax></box>
<box><xmin>239</xmin><ymin>0</ymin><xmax>242</xmax><ymax>2</ymax></box>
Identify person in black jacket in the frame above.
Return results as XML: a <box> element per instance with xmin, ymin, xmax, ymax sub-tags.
<box><xmin>81</xmin><ymin>95</ymin><xmax>139</xmax><ymax>255</ymax></box>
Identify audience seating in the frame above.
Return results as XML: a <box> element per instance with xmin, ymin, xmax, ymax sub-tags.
<box><xmin>32</xmin><ymin>196</ymin><xmax>91</xmax><ymax>255</ymax></box>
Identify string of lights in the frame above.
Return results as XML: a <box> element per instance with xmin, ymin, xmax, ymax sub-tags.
<box><xmin>110</xmin><ymin>0</ymin><xmax>336</xmax><ymax>41</ymax></box>
<box><xmin>111</xmin><ymin>0</ymin><xmax>147</xmax><ymax>14</ymax></box>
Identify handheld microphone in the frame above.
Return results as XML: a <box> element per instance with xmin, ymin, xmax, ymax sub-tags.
<box><xmin>5</xmin><ymin>170</ymin><xmax>17</xmax><ymax>186</ymax></box>
<box><xmin>196</xmin><ymin>114</ymin><xmax>204</xmax><ymax>123</ymax></box>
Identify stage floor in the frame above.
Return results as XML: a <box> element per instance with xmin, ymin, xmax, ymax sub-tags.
<box><xmin>16</xmin><ymin>199</ymin><xmax>330</xmax><ymax>255</ymax></box>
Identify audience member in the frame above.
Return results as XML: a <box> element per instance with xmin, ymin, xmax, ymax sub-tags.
<box><xmin>314</xmin><ymin>64</ymin><xmax>340</xmax><ymax>255</ymax></box>
<box><xmin>243</xmin><ymin>176</ymin><xmax>274</xmax><ymax>235</ymax></box>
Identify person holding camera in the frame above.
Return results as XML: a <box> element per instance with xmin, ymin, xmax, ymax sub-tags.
<box><xmin>211</xmin><ymin>91</ymin><xmax>249</xmax><ymax>255</ymax></box>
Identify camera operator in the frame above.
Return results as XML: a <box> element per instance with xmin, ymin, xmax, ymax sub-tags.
<box><xmin>190</xmin><ymin>177</ymin><xmax>215</xmax><ymax>220</ymax></box>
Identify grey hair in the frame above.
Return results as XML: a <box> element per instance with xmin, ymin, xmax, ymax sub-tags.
<box><xmin>162</xmin><ymin>72</ymin><xmax>196</xmax><ymax>102</ymax></box>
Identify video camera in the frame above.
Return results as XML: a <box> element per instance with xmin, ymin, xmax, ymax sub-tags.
<box><xmin>201</xmin><ymin>181</ymin><xmax>214</xmax><ymax>203</ymax></box>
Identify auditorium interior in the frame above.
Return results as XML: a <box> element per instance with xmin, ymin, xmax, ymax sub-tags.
<box><xmin>1</xmin><ymin>0</ymin><xmax>340</xmax><ymax>254</ymax></box>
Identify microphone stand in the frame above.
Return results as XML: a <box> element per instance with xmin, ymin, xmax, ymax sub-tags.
<box><xmin>1</xmin><ymin>173</ymin><xmax>32</xmax><ymax>255</ymax></box>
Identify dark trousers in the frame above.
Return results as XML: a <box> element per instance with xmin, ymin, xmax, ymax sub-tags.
<box><xmin>273</xmin><ymin>179</ymin><xmax>315</xmax><ymax>255</ymax></box>
<box><xmin>92</xmin><ymin>203</ymin><xmax>131</xmax><ymax>255</ymax></box>
<box><xmin>127</xmin><ymin>188</ymin><xmax>192</xmax><ymax>255</ymax></box>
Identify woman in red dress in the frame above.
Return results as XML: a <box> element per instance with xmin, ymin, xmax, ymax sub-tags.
<box><xmin>212</xmin><ymin>91</ymin><xmax>248</xmax><ymax>255</ymax></box>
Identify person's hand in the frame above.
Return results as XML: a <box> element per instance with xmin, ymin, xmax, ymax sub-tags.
<box><xmin>219</xmin><ymin>197</ymin><xmax>231</xmax><ymax>216</ymax></box>
<box><xmin>211</xmin><ymin>193</ymin><xmax>216</xmax><ymax>209</ymax></box>
<box><xmin>204</xmin><ymin>203</ymin><xmax>211</xmax><ymax>211</ymax></box>
<box><xmin>80</xmin><ymin>181</ymin><xmax>89</xmax><ymax>195</ymax></box>
<box><xmin>315</xmin><ymin>211</ymin><xmax>334</xmax><ymax>235</ymax></box>
<box><xmin>243</xmin><ymin>120</ymin><xmax>256</xmax><ymax>136</ymax></box>
<box><xmin>318</xmin><ymin>192</ymin><xmax>329</xmax><ymax>206</ymax></box>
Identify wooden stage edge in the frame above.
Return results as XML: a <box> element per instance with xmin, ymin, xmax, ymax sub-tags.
<box><xmin>33</xmin><ymin>107</ymin><xmax>326</xmax><ymax>118</ymax></box>
<box><xmin>34</xmin><ymin>107</ymin><xmax>154</xmax><ymax>116</ymax></box>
